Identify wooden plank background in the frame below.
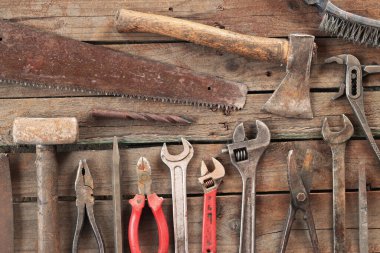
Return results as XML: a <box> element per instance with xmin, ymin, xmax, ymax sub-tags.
<box><xmin>1</xmin><ymin>0</ymin><xmax>380</xmax><ymax>252</ymax></box>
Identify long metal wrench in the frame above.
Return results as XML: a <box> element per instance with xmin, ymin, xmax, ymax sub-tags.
<box><xmin>161</xmin><ymin>138</ymin><xmax>194</xmax><ymax>253</ymax></box>
<box><xmin>359</xmin><ymin>165</ymin><xmax>369</xmax><ymax>253</ymax></box>
<box><xmin>322</xmin><ymin>115</ymin><xmax>354</xmax><ymax>253</ymax></box>
<box><xmin>226</xmin><ymin>121</ymin><xmax>270</xmax><ymax>252</ymax></box>
<box><xmin>112</xmin><ymin>136</ymin><xmax>123</xmax><ymax>253</ymax></box>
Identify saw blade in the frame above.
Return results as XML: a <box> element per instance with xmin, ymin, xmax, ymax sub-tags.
<box><xmin>0</xmin><ymin>20</ymin><xmax>247</xmax><ymax>110</ymax></box>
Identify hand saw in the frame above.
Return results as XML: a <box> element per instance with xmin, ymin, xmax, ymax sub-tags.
<box><xmin>0</xmin><ymin>20</ymin><xmax>247</xmax><ymax>110</ymax></box>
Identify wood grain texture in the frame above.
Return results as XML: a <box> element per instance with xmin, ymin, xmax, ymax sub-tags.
<box><xmin>13</xmin><ymin>193</ymin><xmax>380</xmax><ymax>252</ymax></box>
<box><xmin>8</xmin><ymin>140</ymin><xmax>380</xmax><ymax>198</ymax></box>
<box><xmin>0</xmin><ymin>0</ymin><xmax>379</xmax><ymax>41</ymax></box>
<box><xmin>1</xmin><ymin>92</ymin><xmax>380</xmax><ymax>145</ymax></box>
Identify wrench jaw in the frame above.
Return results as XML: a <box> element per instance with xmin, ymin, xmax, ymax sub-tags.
<box><xmin>322</xmin><ymin>115</ymin><xmax>354</xmax><ymax>144</ymax></box>
<box><xmin>161</xmin><ymin>137</ymin><xmax>194</xmax><ymax>166</ymax></box>
<box><xmin>198</xmin><ymin>158</ymin><xmax>225</xmax><ymax>193</ymax></box>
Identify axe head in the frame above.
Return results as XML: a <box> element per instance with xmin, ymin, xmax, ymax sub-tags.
<box><xmin>262</xmin><ymin>34</ymin><xmax>315</xmax><ymax>119</ymax></box>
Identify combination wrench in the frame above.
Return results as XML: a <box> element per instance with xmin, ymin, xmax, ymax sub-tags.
<box><xmin>161</xmin><ymin>138</ymin><xmax>194</xmax><ymax>253</ymax></box>
<box><xmin>322</xmin><ymin>114</ymin><xmax>354</xmax><ymax>253</ymax></box>
<box><xmin>225</xmin><ymin>120</ymin><xmax>271</xmax><ymax>253</ymax></box>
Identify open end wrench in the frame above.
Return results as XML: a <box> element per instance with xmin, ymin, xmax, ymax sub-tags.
<box><xmin>161</xmin><ymin>138</ymin><xmax>194</xmax><ymax>253</ymax></box>
<box><xmin>322</xmin><ymin>114</ymin><xmax>354</xmax><ymax>253</ymax></box>
<box><xmin>226</xmin><ymin>120</ymin><xmax>271</xmax><ymax>253</ymax></box>
<box><xmin>325</xmin><ymin>54</ymin><xmax>380</xmax><ymax>163</ymax></box>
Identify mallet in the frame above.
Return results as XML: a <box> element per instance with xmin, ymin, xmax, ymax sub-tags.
<box><xmin>12</xmin><ymin>117</ymin><xmax>78</xmax><ymax>253</ymax></box>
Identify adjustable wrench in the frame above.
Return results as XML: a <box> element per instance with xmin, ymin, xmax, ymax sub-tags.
<box><xmin>161</xmin><ymin>138</ymin><xmax>194</xmax><ymax>253</ymax></box>
<box><xmin>326</xmin><ymin>54</ymin><xmax>380</xmax><ymax>163</ymax></box>
<box><xmin>198</xmin><ymin>157</ymin><xmax>225</xmax><ymax>253</ymax></box>
<box><xmin>322</xmin><ymin>114</ymin><xmax>354</xmax><ymax>253</ymax></box>
<box><xmin>225</xmin><ymin>120</ymin><xmax>271</xmax><ymax>253</ymax></box>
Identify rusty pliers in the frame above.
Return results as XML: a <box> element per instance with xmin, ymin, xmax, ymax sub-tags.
<box><xmin>128</xmin><ymin>157</ymin><xmax>169</xmax><ymax>253</ymax></box>
<box><xmin>326</xmin><ymin>54</ymin><xmax>380</xmax><ymax>163</ymax></box>
<box><xmin>72</xmin><ymin>159</ymin><xmax>104</xmax><ymax>253</ymax></box>
<box><xmin>279</xmin><ymin>150</ymin><xmax>320</xmax><ymax>253</ymax></box>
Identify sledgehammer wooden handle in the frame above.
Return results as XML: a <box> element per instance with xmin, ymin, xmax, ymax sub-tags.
<box><xmin>115</xmin><ymin>9</ymin><xmax>289</xmax><ymax>64</ymax></box>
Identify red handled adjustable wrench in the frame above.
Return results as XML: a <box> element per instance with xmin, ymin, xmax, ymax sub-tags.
<box><xmin>128</xmin><ymin>157</ymin><xmax>169</xmax><ymax>253</ymax></box>
<box><xmin>198</xmin><ymin>158</ymin><xmax>225</xmax><ymax>253</ymax></box>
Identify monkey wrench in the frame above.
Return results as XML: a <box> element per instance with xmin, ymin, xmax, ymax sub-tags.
<box><xmin>161</xmin><ymin>138</ymin><xmax>194</xmax><ymax>253</ymax></box>
<box><xmin>226</xmin><ymin>121</ymin><xmax>271</xmax><ymax>253</ymax></box>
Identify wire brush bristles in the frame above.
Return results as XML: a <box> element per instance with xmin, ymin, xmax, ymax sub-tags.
<box><xmin>320</xmin><ymin>12</ymin><xmax>380</xmax><ymax>47</ymax></box>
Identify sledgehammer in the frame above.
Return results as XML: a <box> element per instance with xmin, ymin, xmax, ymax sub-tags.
<box><xmin>12</xmin><ymin>117</ymin><xmax>78</xmax><ymax>253</ymax></box>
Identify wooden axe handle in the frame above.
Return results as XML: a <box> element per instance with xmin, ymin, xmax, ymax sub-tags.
<box><xmin>115</xmin><ymin>9</ymin><xmax>289</xmax><ymax>64</ymax></box>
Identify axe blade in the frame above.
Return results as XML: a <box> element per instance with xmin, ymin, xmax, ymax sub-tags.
<box><xmin>262</xmin><ymin>34</ymin><xmax>315</xmax><ymax>119</ymax></box>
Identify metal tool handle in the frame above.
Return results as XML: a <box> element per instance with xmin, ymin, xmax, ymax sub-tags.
<box><xmin>202</xmin><ymin>189</ymin><xmax>217</xmax><ymax>253</ymax></box>
<box><xmin>0</xmin><ymin>154</ymin><xmax>13</xmax><ymax>253</ymax></box>
<box><xmin>115</xmin><ymin>9</ymin><xmax>289</xmax><ymax>64</ymax></box>
<box><xmin>148</xmin><ymin>193</ymin><xmax>170</xmax><ymax>253</ymax></box>
<box><xmin>331</xmin><ymin>144</ymin><xmax>347</xmax><ymax>253</ymax></box>
<box><xmin>36</xmin><ymin>145</ymin><xmax>60</xmax><ymax>253</ymax></box>
<box><xmin>128</xmin><ymin>194</ymin><xmax>145</xmax><ymax>253</ymax></box>
<box><xmin>279</xmin><ymin>205</ymin><xmax>296</xmax><ymax>253</ymax></box>
<box><xmin>240</xmin><ymin>177</ymin><xmax>256</xmax><ymax>253</ymax></box>
<box><xmin>358</xmin><ymin>166</ymin><xmax>369</xmax><ymax>253</ymax></box>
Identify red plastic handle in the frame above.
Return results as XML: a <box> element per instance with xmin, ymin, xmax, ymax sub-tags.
<box><xmin>128</xmin><ymin>194</ymin><xmax>145</xmax><ymax>253</ymax></box>
<box><xmin>202</xmin><ymin>189</ymin><xmax>217</xmax><ymax>253</ymax></box>
<box><xmin>148</xmin><ymin>193</ymin><xmax>169</xmax><ymax>253</ymax></box>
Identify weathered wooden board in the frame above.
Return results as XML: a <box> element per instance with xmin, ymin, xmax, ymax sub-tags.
<box><xmin>9</xmin><ymin>140</ymin><xmax>380</xmax><ymax>198</ymax></box>
<box><xmin>1</xmin><ymin>0</ymin><xmax>379</xmax><ymax>41</ymax></box>
<box><xmin>0</xmin><ymin>92</ymin><xmax>380</xmax><ymax>145</ymax></box>
<box><xmin>13</xmin><ymin>192</ymin><xmax>380</xmax><ymax>252</ymax></box>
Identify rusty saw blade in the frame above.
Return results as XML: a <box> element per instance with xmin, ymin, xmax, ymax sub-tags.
<box><xmin>0</xmin><ymin>20</ymin><xmax>247</xmax><ymax>110</ymax></box>
<box><xmin>0</xmin><ymin>154</ymin><xmax>13</xmax><ymax>253</ymax></box>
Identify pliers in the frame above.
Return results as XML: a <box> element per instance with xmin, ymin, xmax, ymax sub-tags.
<box><xmin>72</xmin><ymin>159</ymin><xmax>104</xmax><ymax>253</ymax></box>
<box><xmin>128</xmin><ymin>157</ymin><xmax>169</xmax><ymax>253</ymax></box>
<box><xmin>279</xmin><ymin>150</ymin><xmax>320</xmax><ymax>253</ymax></box>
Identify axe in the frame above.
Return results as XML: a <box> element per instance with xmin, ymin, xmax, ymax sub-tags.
<box><xmin>115</xmin><ymin>9</ymin><xmax>316</xmax><ymax>119</ymax></box>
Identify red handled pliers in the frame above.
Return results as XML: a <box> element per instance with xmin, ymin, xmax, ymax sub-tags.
<box><xmin>198</xmin><ymin>157</ymin><xmax>225</xmax><ymax>253</ymax></box>
<box><xmin>128</xmin><ymin>157</ymin><xmax>169</xmax><ymax>253</ymax></box>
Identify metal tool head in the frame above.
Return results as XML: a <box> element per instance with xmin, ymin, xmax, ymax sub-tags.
<box><xmin>230</xmin><ymin>120</ymin><xmax>271</xmax><ymax>151</ymax></box>
<box><xmin>322</xmin><ymin>115</ymin><xmax>354</xmax><ymax>144</ymax></box>
<box><xmin>75</xmin><ymin>159</ymin><xmax>94</xmax><ymax>194</ymax></box>
<box><xmin>136</xmin><ymin>157</ymin><xmax>152</xmax><ymax>195</ymax></box>
<box><xmin>262</xmin><ymin>34</ymin><xmax>315</xmax><ymax>119</ymax></box>
<box><xmin>161</xmin><ymin>137</ymin><xmax>194</xmax><ymax>163</ymax></box>
<box><xmin>198</xmin><ymin>157</ymin><xmax>225</xmax><ymax>192</ymax></box>
<box><xmin>12</xmin><ymin>117</ymin><xmax>79</xmax><ymax>145</ymax></box>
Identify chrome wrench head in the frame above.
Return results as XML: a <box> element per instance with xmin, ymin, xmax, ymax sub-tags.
<box><xmin>160</xmin><ymin>137</ymin><xmax>194</xmax><ymax>253</ymax></box>
<box><xmin>322</xmin><ymin>114</ymin><xmax>354</xmax><ymax>144</ymax></box>
<box><xmin>198</xmin><ymin>157</ymin><xmax>225</xmax><ymax>193</ymax></box>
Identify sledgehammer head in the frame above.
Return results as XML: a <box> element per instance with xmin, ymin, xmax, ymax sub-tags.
<box><xmin>262</xmin><ymin>34</ymin><xmax>316</xmax><ymax>119</ymax></box>
<box><xmin>12</xmin><ymin>117</ymin><xmax>79</xmax><ymax>145</ymax></box>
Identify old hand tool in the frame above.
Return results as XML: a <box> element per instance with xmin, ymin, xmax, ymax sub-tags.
<box><xmin>91</xmin><ymin>108</ymin><xmax>192</xmax><ymax>124</ymax></box>
<box><xmin>113</xmin><ymin>137</ymin><xmax>123</xmax><ymax>253</ymax></box>
<box><xmin>225</xmin><ymin>120</ymin><xmax>270</xmax><ymax>252</ymax></box>
<box><xmin>161</xmin><ymin>138</ymin><xmax>194</xmax><ymax>253</ymax></box>
<box><xmin>0</xmin><ymin>154</ymin><xmax>13</xmax><ymax>253</ymax></box>
<box><xmin>0</xmin><ymin>20</ymin><xmax>247</xmax><ymax>111</ymax></box>
<box><xmin>198</xmin><ymin>157</ymin><xmax>225</xmax><ymax>253</ymax></box>
<box><xmin>303</xmin><ymin>0</ymin><xmax>380</xmax><ymax>47</ymax></box>
<box><xmin>73</xmin><ymin>159</ymin><xmax>104</xmax><ymax>253</ymax></box>
<box><xmin>325</xmin><ymin>54</ymin><xmax>380</xmax><ymax>163</ymax></box>
<box><xmin>129</xmin><ymin>157</ymin><xmax>169</xmax><ymax>253</ymax></box>
<box><xmin>116</xmin><ymin>10</ymin><xmax>316</xmax><ymax>119</ymax></box>
<box><xmin>279</xmin><ymin>149</ymin><xmax>320</xmax><ymax>253</ymax></box>
<box><xmin>358</xmin><ymin>165</ymin><xmax>369</xmax><ymax>253</ymax></box>
<box><xmin>12</xmin><ymin>117</ymin><xmax>78</xmax><ymax>253</ymax></box>
<box><xmin>322</xmin><ymin>114</ymin><xmax>354</xmax><ymax>253</ymax></box>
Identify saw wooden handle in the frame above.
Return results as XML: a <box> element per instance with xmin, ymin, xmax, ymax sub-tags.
<box><xmin>115</xmin><ymin>9</ymin><xmax>289</xmax><ymax>64</ymax></box>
